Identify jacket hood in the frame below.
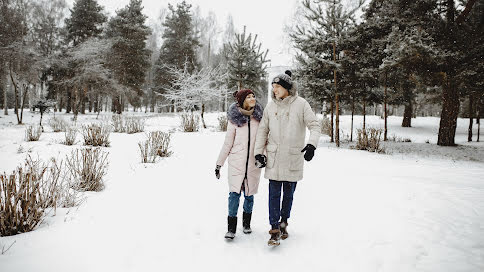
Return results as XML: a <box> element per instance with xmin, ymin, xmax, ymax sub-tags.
<box><xmin>227</xmin><ymin>102</ymin><xmax>263</xmax><ymax>127</ymax></box>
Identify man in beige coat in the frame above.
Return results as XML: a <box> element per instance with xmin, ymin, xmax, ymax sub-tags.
<box><xmin>254</xmin><ymin>70</ymin><xmax>320</xmax><ymax>246</ymax></box>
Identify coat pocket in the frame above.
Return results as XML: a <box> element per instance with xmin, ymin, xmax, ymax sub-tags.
<box><xmin>289</xmin><ymin>147</ymin><xmax>304</xmax><ymax>171</ymax></box>
<box><xmin>266</xmin><ymin>144</ymin><xmax>277</xmax><ymax>169</ymax></box>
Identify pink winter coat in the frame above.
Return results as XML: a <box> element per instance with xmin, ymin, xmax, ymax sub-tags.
<box><xmin>216</xmin><ymin>102</ymin><xmax>263</xmax><ymax>196</ymax></box>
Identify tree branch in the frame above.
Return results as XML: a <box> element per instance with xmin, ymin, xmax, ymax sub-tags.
<box><xmin>456</xmin><ymin>0</ymin><xmax>478</xmax><ymax>24</ymax></box>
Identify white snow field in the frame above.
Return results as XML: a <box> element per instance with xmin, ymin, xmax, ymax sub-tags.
<box><xmin>1</xmin><ymin>109</ymin><xmax>483</xmax><ymax>272</ymax></box>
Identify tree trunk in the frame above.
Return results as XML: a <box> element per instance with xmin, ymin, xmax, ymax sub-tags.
<box><xmin>335</xmin><ymin>94</ymin><xmax>340</xmax><ymax>147</ymax></box>
<box><xmin>66</xmin><ymin>89</ymin><xmax>72</xmax><ymax>113</ymax></box>
<box><xmin>437</xmin><ymin>73</ymin><xmax>460</xmax><ymax>146</ymax></box>
<box><xmin>468</xmin><ymin>94</ymin><xmax>474</xmax><ymax>142</ymax></box>
<box><xmin>402</xmin><ymin>102</ymin><xmax>412</xmax><ymax>127</ymax></box>
<box><xmin>351</xmin><ymin>96</ymin><xmax>355</xmax><ymax>142</ymax></box>
<box><xmin>477</xmin><ymin>95</ymin><xmax>481</xmax><ymax>142</ymax></box>
<box><xmin>330</xmin><ymin>100</ymin><xmax>334</xmax><ymax>143</ymax></box>
<box><xmin>201</xmin><ymin>103</ymin><xmax>207</xmax><ymax>129</ymax></box>
<box><xmin>384</xmin><ymin>72</ymin><xmax>388</xmax><ymax>141</ymax></box>
<box><xmin>363</xmin><ymin>99</ymin><xmax>366</xmax><ymax>131</ymax></box>
<box><xmin>333</xmin><ymin>40</ymin><xmax>339</xmax><ymax>147</ymax></box>
<box><xmin>9</xmin><ymin>67</ymin><xmax>21</xmax><ymax>124</ymax></box>
<box><xmin>3</xmin><ymin>61</ymin><xmax>8</xmax><ymax>115</ymax></box>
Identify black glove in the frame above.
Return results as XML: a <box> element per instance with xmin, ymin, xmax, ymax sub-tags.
<box><xmin>301</xmin><ymin>144</ymin><xmax>316</xmax><ymax>161</ymax></box>
<box><xmin>215</xmin><ymin>165</ymin><xmax>221</xmax><ymax>179</ymax></box>
<box><xmin>255</xmin><ymin>154</ymin><xmax>267</xmax><ymax>168</ymax></box>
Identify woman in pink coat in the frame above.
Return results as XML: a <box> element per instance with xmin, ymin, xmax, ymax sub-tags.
<box><xmin>215</xmin><ymin>89</ymin><xmax>263</xmax><ymax>240</ymax></box>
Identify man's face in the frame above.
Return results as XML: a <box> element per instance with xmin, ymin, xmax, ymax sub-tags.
<box><xmin>272</xmin><ymin>83</ymin><xmax>288</xmax><ymax>99</ymax></box>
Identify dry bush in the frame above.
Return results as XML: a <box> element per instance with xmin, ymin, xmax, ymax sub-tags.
<box><xmin>319</xmin><ymin>116</ymin><xmax>332</xmax><ymax>136</ymax></box>
<box><xmin>0</xmin><ymin>156</ymin><xmax>62</xmax><ymax>236</ymax></box>
<box><xmin>388</xmin><ymin>134</ymin><xmax>412</xmax><ymax>143</ymax></box>
<box><xmin>65</xmin><ymin>148</ymin><xmax>109</xmax><ymax>192</ymax></box>
<box><xmin>355</xmin><ymin>128</ymin><xmax>384</xmax><ymax>153</ymax></box>
<box><xmin>81</xmin><ymin>123</ymin><xmax>110</xmax><ymax>147</ymax></box>
<box><xmin>25</xmin><ymin>125</ymin><xmax>42</xmax><ymax>141</ymax></box>
<box><xmin>112</xmin><ymin>114</ymin><xmax>124</xmax><ymax>132</ymax></box>
<box><xmin>125</xmin><ymin>117</ymin><xmax>145</xmax><ymax>134</ymax></box>
<box><xmin>138</xmin><ymin>131</ymin><xmax>173</xmax><ymax>163</ymax></box>
<box><xmin>217</xmin><ymin>114</ymin><xmax>228</xmax><ymax>132</ymax></box>
<box><xmin>180</xmin><ymin>112</ymin><xmax>200</xmax><ymax>132</ymax></box>
<box><xmin>48</xmin><ymin>117</ymin><xmax>68</xmax><ymax>132</ymax></box>
<box><xmin>63</xmin><ymin>126</ymin><xmax>78</xmax><ymax>146</ymax></box>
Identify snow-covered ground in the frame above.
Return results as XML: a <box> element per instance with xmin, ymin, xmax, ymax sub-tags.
<box><xmin>1</xmin><ymin>109</ymin><xmax>483</xmax><ymax>272</ymax></box>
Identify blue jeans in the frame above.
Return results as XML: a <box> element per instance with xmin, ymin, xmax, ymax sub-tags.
<box><xmin>228</xmin><ymin>191</ymin><xmax>254</xmax><ymax>217</ymax></box>
<box><xmin>269</xmin><ymin>180</ymin><xmax>297</xmax><ymax>229</ymax></box>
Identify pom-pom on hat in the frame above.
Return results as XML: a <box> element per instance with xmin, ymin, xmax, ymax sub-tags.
<box><xmin>272</xmin><ymin>70</ymin><xmax>293</xmax><ymax>90</ymax></box>
<box><xmin>233</xmin><ymin>89</ymin><xmax>255</xmax><ymax>107</ymax></box>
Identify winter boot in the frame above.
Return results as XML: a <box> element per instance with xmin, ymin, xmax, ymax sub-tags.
<box><xmin>280</xmin><ymin>221</ymin><xmax>289</xmax><ymax>240</ymax></box>
<box><xmin>225</xmin><ymin>216</ymin><xmax>237</xmax><ymax>239</ymax></box>
<box><xmin>268</xmin><ymin>229</ymin><xmax>281</xmax><ymax>246</ymax></box>
<box><xmin>242</xmin><ymin>212</ymin><xmax>252</xmax><ymax>234</ymax></box>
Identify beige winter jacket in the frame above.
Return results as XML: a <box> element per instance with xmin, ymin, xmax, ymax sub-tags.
<box><xmin>254</xmin><ymin>90</ymin><xmax>320</xmax><ymax>182</ymax></box>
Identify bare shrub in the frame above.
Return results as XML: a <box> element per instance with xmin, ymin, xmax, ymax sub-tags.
<box><xmin>125</xmin><ymin>117</ymin><xmax>145</xmax><ymax>134</ymax></box>
<box><xmin>65</xmin><ymin>148</ymin><xmax>109</xmax><ymax>192</ymax></box>
<box><xmin>180</xmin><ymin>112</ymin><xmax>200</xmax><ymax>132</ymax></box>
<box><xmin>138</xmin><ymin>131</ymin><xmax>173</xmax><ymax>163</ymax></box>
<box><xmin>388</xmin><ymin>134</ymin><xmax>412</xmax><ymax>143</ymax></box>
<box><xmin>48</xmin><ymin>117</ymin><xmax>68</xmax><ymax>132</ymax></box>
<box><xmin>25</xmin><ymin>125</ymin><xmax>42</xmax><ymax>141</ymax></box>
<box><xmin>355</xmin><ymin>128</ymin><xmax>384</xmax><ymax>153</ymax></box>
<box><xmin>319</xmin><ymin>116</ymin><xmax>332</xmax><ymax>136</ymax></box>
<box><xmin>81</xmin><ymin>123</ymin><xmax>110</xmax><ymax>147</ymax></box>
<box><xmin>111</xmin><ymin>114</ymin><xmax>124</xmax><ymax>132</ymax></box>
<box><xmin>217</xmin><ymin>114</ymin><xmax>228</xmax><ymax>132</ymax></box>
<box><xmin>63</xmin><ymin>126</ymin><xmax>78</xmax><ymax>146</ymax></box>
<box><xmin>0</xmin><ymin>156</ymin><xmax>62</xmax><ymax>236</ymax></box>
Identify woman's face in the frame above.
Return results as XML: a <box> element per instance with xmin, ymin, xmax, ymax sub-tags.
<box><xmin>272</xmin><ymin>83</ymin><xmax>288</xmax><ymax>99</ymax></box>
<box><xmin>243</xmin><ymin>93</ymin><xmax>256</xmax><ymax>109</ymax></box>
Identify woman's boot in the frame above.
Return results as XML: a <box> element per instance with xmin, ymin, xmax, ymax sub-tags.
<box><xmin>242</xmin><ymin>212</ymin><xmax>252</xmax><ymax>234</ymax></box>
<box><xmin>225</xmin><ymin>216</ymin><xmax>237</xmax><ymax>239</ymax></box>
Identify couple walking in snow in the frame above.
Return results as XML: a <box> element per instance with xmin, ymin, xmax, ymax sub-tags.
<box><xmin>215</xmin><ymin>70</ymin><xmax>321</xmax><ymax>246</ymax></box>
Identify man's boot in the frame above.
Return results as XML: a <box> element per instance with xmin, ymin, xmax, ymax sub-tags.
<box><xmin>280</xmin><ymin>221</ymin><xmax>289</xmax><ymax>240</ymax></box>
<box><xmin>242</xmin><ymin>212</ymin><xmax>252</xmax><ymax>234</ymax></box>
<box><xmin>268</xmin><ymin>229</ymin><xmax>281</xmax><ymax>246</ymax></box>
<box><xmin>225</xmin><ymin>216</ymin><xmax>237</xmax><ymax>239</ymax></box>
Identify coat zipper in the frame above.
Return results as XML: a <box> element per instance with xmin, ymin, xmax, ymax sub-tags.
<box><xmin>243</xmin><ymin>117</ymin><xmax>251</xmax><ymax>195</ymax></box>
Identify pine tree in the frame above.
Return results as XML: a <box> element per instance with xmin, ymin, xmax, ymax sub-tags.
<box><xmin>223</xmin><ymin>25</ymin><xmax>269</xmax><ymax>96</ymax></box>
<box><xmin>64</xmin><ymin>0</ymin><xmax>107</xmax><ymax>46</ymax></box>
<box><xmin>155</xmin><ymin>0</ymin><xmax>200</xmax><ymax>110</ymax></box>
<box><xmin>106</xmin><ymin>0</ymin><xmax>151</xmax><ymax>113</ymax></box>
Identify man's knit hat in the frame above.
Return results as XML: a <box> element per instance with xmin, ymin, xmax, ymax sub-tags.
<box><xmin>272</xmin><ymin>70</ymin><xmax>293</xmax><ymax>90</ymax></box>
<box><xmin>234</xmin><ymin>89</ymin><xmax>255</xmax><ymax>107</ymax></box>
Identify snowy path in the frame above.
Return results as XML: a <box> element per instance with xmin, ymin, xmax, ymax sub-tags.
<box><xmin>1</xmin><ymin>113</ymin><xmax>484</xmax><ymax>271</ymax></box>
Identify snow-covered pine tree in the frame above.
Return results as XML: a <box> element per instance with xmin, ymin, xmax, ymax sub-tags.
<box><xmin>106</xmin><ymin>0</ymin><xmax>151</xmax><ymax>114</ymax></box>
<box><xmin>292</xmin><ymin>0</ymin><xmax>363</xmax><ymax>147</ymax></box>
<box><xmin>64</xmin><ymin>0</ymin><xmax>106</xmax><ymax>46</ymax></box>
<box><xmin>155</xmin><ymin>0</ymin><xmax>200</xmax><ymax>112</ymax></box>
<box><xmin>223</xmin><ymin>25</ymin><xmax>269</xmax><ymax>97</ymax></box>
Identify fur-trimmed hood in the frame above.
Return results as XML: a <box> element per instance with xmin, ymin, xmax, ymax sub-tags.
<box><xmin>227</xmin><ymin>102</ymin><xmax>263</xmax><ymax>127</ymax></box>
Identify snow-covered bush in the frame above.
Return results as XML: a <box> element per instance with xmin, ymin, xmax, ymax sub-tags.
<box><xmin>25</xmin><ymin>125</ymin><xmax>42</xmax><ymax>141</ymax></box>
<box><xmin>81</xmin><ymin>123</ymin><xmax>110</xmax><ymax>147</ymax></box>
<box><xmin>319</xmin><ymin>116</ymin><xmax>332</xmax><ymax>136</ymax></box>
<box><xmin>112</xmin><ymin>114</ymin><xmax>124</xmax><ymax>132</ymax></box>
<box><xmin>65</xmin><ymin>148</ymin><xmax>109</xmax><ymax>192</ymax></box>
<box><xmin>48</xmin><ymin>116</ymin><xmax>68</xmax><ymax>132</ymax></box>
<box><xmin>138</xmin><ymin>131</ymin><xmax>173</xmax><ymax>163</ymax></box>
<box><xmin>125</xmin><ymin>117</ymin><xmax>145</xmax><ymax>134</ymax></box>
<box><xmin>0</xmin><ymin>156</ymin><xmax>62</xmax><ymax>236</ymax></box>
<box><xmin>63</xmin><ymin>126</ymin><xmax>78</xmax><ymax>146</ymax></box>
<box><xmin>217</xmin><ymin>114</ymin><xmax>228</xmax><ymax>132</ymax></box>
<box><xmin>355</xmin><ymin>128</ymin><xmax>384</xmax><ymax>153</ymax></box>
<box><xmin>180</xmin><ymin>112</ymin><xmax>200</xmax><ymax>132</ymax></box>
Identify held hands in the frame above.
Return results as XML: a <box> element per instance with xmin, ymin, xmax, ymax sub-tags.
<box><xmin>215</xmin><ymin>165</ymin><xmax>221</xmax><ymax>179</ymax></box>
<box><xmin>301</xmin><ymin>144</ymin><xmax>316</xmax><ymax>161</ymax></box>
<box><xmin>255</xmin><ymin>154</ymin><xmax>267</xmax><ymax>168</ymax></box>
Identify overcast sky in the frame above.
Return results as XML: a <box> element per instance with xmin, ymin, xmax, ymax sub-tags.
<box><xmin>65</xmin><ymin>0</ymin><xmax>300</xmax><ymax>67</ymax></box>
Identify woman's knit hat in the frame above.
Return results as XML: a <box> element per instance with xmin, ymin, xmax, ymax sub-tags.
<box><xmin>233</xmin><ymin>89</ymin><xmax>255</xmax><ymax>107</ymax></box>
<box><xmin>272</xmin><ymin>70</ymin><xmax>293</xmax><ymax>90</ymax></box>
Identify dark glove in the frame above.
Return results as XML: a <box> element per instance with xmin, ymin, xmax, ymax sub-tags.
<box><xmin>215</xmin><ymin>165</ymin><xmax>221</xmax><ymax>179</ymax></box>
<box><xmin>255</xmin><ymin>154</ymin><xmax>267</xmax><ymax>168</ymax></box>
<box><xmin>301</xmin><ymin>144</ymin><xmax>316</xmax><ymax>161</ymax></box>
